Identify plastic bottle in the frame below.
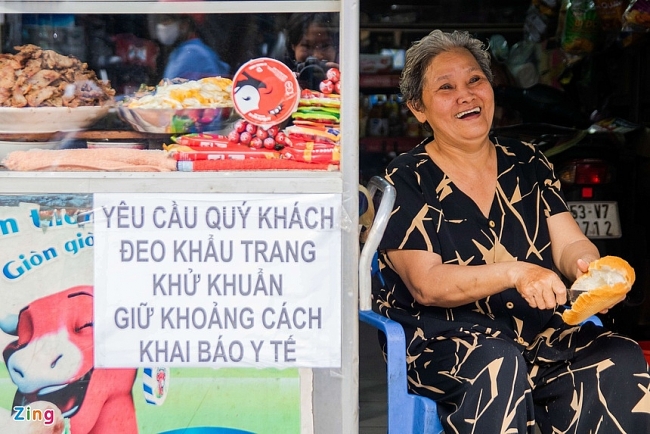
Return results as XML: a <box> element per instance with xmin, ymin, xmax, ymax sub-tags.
<box><xmin>367</xmin><ymin>94</ymin><xmax>388</xmax><ymax>137</ymax></box>
<box><xmin>386</xmin><ymin>94</ymin><xmax>402</xmax><ymax>137</ymax></box>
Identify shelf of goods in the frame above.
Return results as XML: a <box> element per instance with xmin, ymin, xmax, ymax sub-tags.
<box><xmin>0</xmin><ymin>1</ymin><xmax>356</xmax><ymax>197</ymax></box>
<box><xmin>359</xmin><ymin>73</ymin><xmax>401</xmax><ymax>90</ymax></box>
<box><xmin>0</xmin><ymin>1</ymin><xmax>360</xmax><ymax>434</ymax></box>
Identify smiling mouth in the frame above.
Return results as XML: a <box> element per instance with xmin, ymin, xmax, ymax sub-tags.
<box><xmin>269</xmin><ymin>103</ymin><xmax>283</xmax><ymax>116</ymax></box>
<box><xmin>456</xmin><ymin>107</ymin><xmax>481</xmax><ymax>118</ymax></box>
<box><xmin>12</xmin><ymin>369</ymin><xmax>93</xmax><ymax>419</ymax></box>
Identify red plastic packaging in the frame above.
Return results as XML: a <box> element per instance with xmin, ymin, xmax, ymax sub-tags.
<box><xmin>175</xmin><ymin>133</ymin><xmax>230</xmax><ymax>148</ymax></box>
<box><xmin>173</xmin><ymin>147</ymin><xmax>279</xmax><ymax>161</ymax></box>
<box><xmin>281</xmin><ymin>146</ymin><xmax>340</xmax><ymax>164</ymax></box>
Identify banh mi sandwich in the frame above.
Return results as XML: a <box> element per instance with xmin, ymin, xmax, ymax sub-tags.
<box><xmin>562</xmin><ymin>256</ymin><xmax>635</xmax><ymax>325</ymax></box>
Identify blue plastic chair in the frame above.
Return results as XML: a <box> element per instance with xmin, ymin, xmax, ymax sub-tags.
<box><xmin>359</xmin><ymin>176</ymin><xmax>445</xmax><ymax>434</ymax></box>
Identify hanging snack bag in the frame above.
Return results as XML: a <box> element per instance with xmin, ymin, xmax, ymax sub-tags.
<box><xmin>622</xmin><ymin>0</ymin><xmax>650</xmax><ymax>31</ymax></box>
<box><xmin>593</xmin><ymin>0</ymin><xmax>628</xmax><ymax>31</ymax></box>
<box><xmin>561</xmin><ymin>0</ymin><xmax>601</xmax><ymax>54</ymax></box>
<box><xmin>526</xmin><ymin>0</ymin><xmax>562</xmax><ymax>42</ymax></box>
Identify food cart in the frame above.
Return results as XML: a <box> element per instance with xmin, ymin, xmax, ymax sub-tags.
<box><xmin>0</xmin><ymin>1</ymin><xmax>360</xmax><ymax>432</ymax></box>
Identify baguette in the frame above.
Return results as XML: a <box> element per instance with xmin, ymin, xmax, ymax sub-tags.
<box><xmin>562</xmin><ymin>256</ymin><xmax>635</xmax><ymax>325</ymax></box>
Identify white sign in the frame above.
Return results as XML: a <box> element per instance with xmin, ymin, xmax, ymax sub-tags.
<box><xmin>94</xmin><ymin>193</ymin><xmax>342</xmax><ymax>368</ymax></box>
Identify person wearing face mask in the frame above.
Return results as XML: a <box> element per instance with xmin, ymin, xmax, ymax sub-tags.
<box><xmin>279</xmin><ymin>13</ymin><xmax>339</xmax><ymax>90</ymax></box>
<box><xmin>155</xmin><ymin>14</ymin><xmax>230</xmax><ymax>81</ymax></box>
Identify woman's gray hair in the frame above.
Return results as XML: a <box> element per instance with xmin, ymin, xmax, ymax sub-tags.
<box><xmin>400</xmin><ymin>30</ymin><xmax>493</xmax><ymax>112</ymax></box>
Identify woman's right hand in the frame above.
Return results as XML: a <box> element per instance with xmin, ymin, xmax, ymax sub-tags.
<box><xmin>510</xmin><ymin>262</ymin><xmax>567</xmax><ymax>309</ymax></box>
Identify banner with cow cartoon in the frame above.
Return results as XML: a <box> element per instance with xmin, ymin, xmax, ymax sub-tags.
<box><xmin>0</xmin><ymin>195</ymin><xmax>303</xmax><ymax>434</ymax></box>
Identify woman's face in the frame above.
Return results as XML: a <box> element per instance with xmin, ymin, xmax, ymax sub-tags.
<box><xmin>409</xmin><ymin>47</ymin><xmax>494</xmax><ymax>145</ymax></box>
<box><xmin>292</xmin><ymin>23</ymin><xmax>337</xmax><ymax>63</ymax></box>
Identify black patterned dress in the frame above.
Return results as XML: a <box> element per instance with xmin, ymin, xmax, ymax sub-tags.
<box><xmin>376</xmin><ymin>136</ymin><xmax>650</xmax><ymax>434</ymax></box>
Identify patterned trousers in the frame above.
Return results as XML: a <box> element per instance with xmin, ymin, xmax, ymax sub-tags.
<box><xmin>402</xmin><ymin>322</ymin><xmax>650</xmax><ymax>434</ymax></box>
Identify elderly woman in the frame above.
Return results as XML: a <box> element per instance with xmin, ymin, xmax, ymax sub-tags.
<box><xmin>376</xmin><ymin>29</ymin><xmax>650</xmax><ymax>433</ymax></box>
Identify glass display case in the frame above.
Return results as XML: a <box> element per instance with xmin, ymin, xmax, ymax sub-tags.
<box><xmin>0</xmin><ymin>1</ymin><xmax>360</xmax><ymax>433</ymax></box>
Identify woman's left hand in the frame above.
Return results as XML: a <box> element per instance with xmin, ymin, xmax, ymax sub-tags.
<box><xmin>575</xmin><ymin>257</ymin><xmax>592</xmax><ymax>279</ymax></box>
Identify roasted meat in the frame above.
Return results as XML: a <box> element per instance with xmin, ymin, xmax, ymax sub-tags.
<box><xmin>0</xmin><ymin>44</ymin><xmax>115</xmax><ymax>108</ymax></box>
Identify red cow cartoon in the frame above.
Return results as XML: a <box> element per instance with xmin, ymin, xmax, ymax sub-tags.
<box><xmin>233</xmin><ymin>58</ymin><xmax>299</xmax><ymax>126</ymax></box>
<box><xmin>3</xmin><ymin>286</ymin><xmax>137</xmax><ymax>434</ymax></box>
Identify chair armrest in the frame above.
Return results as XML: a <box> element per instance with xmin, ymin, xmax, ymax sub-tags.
<box><xmin>359</xmin><ymin>310</ymin><xmax>408</xmax><ymax>392</ymax></box>
<box><xmin>360</xmin><ymin>309</ymin><xmax>445</xmax><ymax>434</ymax></box>
<box><xmin>583</xmin><ymin>315</ymin><xmax>603</xmax><ymax>326</ymax></box>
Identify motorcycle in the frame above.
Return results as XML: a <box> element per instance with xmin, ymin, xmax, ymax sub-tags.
<box><xmin>491</xmin><ymin>119</ymin><xmax>650</xmax><ymax>339</ymax></box>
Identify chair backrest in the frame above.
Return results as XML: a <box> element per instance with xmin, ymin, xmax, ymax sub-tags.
<box><xmin>358</xmin><ymin>175</ymin><xmax>445</xmax><ymax>434</ymax></box>
<box><xmin>359</xmin><ymin>176</ymin><xmax>394</xmax><ymax>311</ymax></box>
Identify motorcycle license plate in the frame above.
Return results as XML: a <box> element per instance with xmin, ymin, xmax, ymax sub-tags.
<box><xmin>567</xmin><ymin>201</ymin><xmax>622</xmax><ymax>239</ymax></box>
